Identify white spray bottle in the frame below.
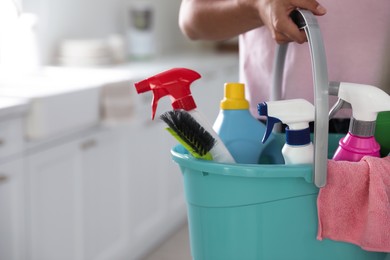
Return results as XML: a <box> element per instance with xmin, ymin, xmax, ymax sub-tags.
<box><xmin>329</xmin><ymin>82</ymin><xmax>390</xmax><ymax>161</ymax></box>
<box><xmin>258</xmin><ymin>99</ymin><xmax>315</xmax><ymax>164</ymax></box>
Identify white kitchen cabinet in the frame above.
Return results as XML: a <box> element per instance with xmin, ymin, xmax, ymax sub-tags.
<box><xmin>0</xmin><ymin>158</ymin><xmax>26</xmax><ymax>260</ymax></box>
<box><xmin>27</xmin><ymin>139</ymin><xmax>83</xmax><ymax>260</ymax></box>
<box><xmin>26</xmin><ymin>127</ymin><xmax>129</xmax><ymax>260</ymax></box>
<box><xmin>125</xmin><ymin>117</ymin><xmax>187</xmax><ymax>259</ymax></box>
<box><xmin>0</xmin><ymin>101</ymin><xmax>28</xmax><ymax>260</ymax></box>
<box><xmin>79</xmin><ymin>128</ymin><xmax>129</xmax><ymax>260</ymax></box>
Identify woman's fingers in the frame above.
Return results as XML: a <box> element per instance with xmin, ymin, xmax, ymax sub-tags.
<box><xmin>266</xmin><ymin>0</ymin><xmax>327</xmax><ymax>43</ymax></box>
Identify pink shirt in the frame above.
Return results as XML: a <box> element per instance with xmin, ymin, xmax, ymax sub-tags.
<box><xmin>239</xmin><ymin>1</ymin><xmax>390</xmax><ymax>118</ymax></box>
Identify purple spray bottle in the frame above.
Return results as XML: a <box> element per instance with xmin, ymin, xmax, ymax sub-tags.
<box><xmin>329</xmin><ymin>82</ymin><xmax>390</xmax><ymax>162</ymax></box>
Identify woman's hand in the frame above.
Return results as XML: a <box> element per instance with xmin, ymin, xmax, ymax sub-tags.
<box><xmin>253</xmin><ymin>0</ymin><xmax>327</xmax><ymax>43</ymax></box>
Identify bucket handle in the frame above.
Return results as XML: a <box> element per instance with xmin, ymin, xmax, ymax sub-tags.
<box><xmin>271</xmin><ymin>9</ymin><xmax>330</xmax><ymax>188</ymax></box>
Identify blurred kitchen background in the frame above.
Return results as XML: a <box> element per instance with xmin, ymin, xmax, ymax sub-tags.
<box><xmin>3</xmin><ymin>0</ymin><xmax>388</xmax><ymax>259</ymax></box>
<box><xmin>0</xmin><ymin>0</ymin><xmax>238</xmax><ymax>260</ymax></box>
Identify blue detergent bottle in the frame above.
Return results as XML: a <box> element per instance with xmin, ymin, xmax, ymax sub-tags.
<box><xmin>213</xmin><ymin>82</ymin><xmax>281</xmax><ymax>164</ymax></box>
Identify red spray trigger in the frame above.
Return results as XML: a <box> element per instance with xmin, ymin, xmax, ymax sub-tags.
<box><xmin>134</xmin><ymin>68</ymin><xmax>201</xmax><ymax>119</ymax></box>
<box><xmin>134</xmin><ymin>79</ymin><xmax>152</xmax><ymax>93</ymax></box>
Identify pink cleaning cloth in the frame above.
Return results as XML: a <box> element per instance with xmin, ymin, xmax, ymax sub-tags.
<box><xmin>317</xmin><ymin>156</ymin><xmax>390</xmax><ymax>252</ymax></box>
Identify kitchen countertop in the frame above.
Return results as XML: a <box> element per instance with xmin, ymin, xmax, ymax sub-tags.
<box><xmin>0</xmin><ymin>96</ymin><xmax>28</xmax><ymax>119</ymax></box>
<box><xmin>0</xmin><ymin>67</ymin><xmax>130</xmax><ymax>96</ymax></box>
<box><xmin>115</xmin><ymin>50</ymin><xmax>239</xmax><ymax>79</ymax></box>
<box><xmin>0</xmin><ymin>49</ymin><xmax>238</xmax><ymax>93</ymax></box>
<box><xmin>0</xmin><ymin>50</ymin><xmax>238</xmax><ymax>138</ymax></box>
<box><xmin>0</xmin><ymin>49</ymin><xmax>238</xmax><ymax>91</ymax></box>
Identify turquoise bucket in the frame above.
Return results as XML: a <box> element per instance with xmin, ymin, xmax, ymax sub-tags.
<box><xmin>171</xmin><ymin>134</ymin><xmax>387</xmax><ymax>260</ymax></box>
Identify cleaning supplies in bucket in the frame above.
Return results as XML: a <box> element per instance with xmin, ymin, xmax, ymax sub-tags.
<box><xmin>212</xmin><ymin>82</ymin><xmax>272</xmax><ymax>164</ymax></box>
<box><xmin>170</xmin><ymin>134</ymin><xmax>387</xmax><ymax>260</ymax></box>
<box><xmin>258</xmin><ymin>99</ymin><xmax>315</xmax><ymax>164</ymax></box>
<box><xmin>134</xmin><ymin>68</ymin><xmax>235</xmax><ymax>163</ymax></box>
<box><xmin>329</xmin><ymin>82</ymin><xmax>390</xmax><ymax>161</ymax></box>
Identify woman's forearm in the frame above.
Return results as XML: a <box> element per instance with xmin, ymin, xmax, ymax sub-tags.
<box><xmin>179</xmin><ymin>0</ymin><xmax>263</xmax><ymax>41</ymax></box>
<box><xmin>179</xmin><ymin>0</ymin><xmax>327</xmax><ymax>43</ymax></box>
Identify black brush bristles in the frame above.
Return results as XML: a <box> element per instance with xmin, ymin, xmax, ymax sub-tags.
<box><xmin>160</xmin><ymin>110</ymin><xmax>216</xmax><ymax>156</ymax></box>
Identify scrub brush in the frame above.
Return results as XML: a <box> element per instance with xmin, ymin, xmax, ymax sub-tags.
<box><xmin>160</xmin><ymin>110</ymin><xmax>216</xmax><ymax>161</ymax></box>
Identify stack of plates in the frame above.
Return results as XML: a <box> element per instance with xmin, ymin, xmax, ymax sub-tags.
<box><xmin>57</xmin><ymin>39</ymin><xmax>113</xmax><ymax>67</ymax></box>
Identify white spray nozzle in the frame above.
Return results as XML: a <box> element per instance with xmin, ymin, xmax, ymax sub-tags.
<box><xmin>338</xmin><ymin>82</ymin><xmax>390</xmax><ymax>121</ymax></box>
<box><xmin>258</xmin><ymin>99</ymin><xmax>315</xmax><ymax>143</ymax></box>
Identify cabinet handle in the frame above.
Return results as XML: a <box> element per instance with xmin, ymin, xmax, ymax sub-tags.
<box><xmin>0</xmin><ymin>139</ymin><xmax>4</xmax><ymax>146</ymax></box>
<box><xmin>0</xmin><ymin>175</ymin><xmax>8</xmax><ymax>183</ymax></box>
<box><xmin>80</xmin><ymin>139</ymin><xmax>97</xmax><ymax>150</ymax></box>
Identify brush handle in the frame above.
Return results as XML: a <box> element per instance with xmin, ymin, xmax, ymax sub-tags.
<box><xmin>188</xmin><ymin>110</ymin><xmax>236</xmax><ymax>163</ymax></box>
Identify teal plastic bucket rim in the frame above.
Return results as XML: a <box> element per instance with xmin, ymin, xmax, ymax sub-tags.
<box><xmin>171</xmin><ymin>145</ymin><xmax>314</xmax><ymax>183</ymax></box>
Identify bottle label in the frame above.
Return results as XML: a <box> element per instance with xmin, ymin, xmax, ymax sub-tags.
<box><xmin>286</xmin><ymin>127</ymin><xmax>311</xmax><ymax>146</ymax></box>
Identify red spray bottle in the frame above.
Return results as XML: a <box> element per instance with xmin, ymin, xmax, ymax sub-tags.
<box><xmin>134</xmin><ymin>68</ymin><xmax>235</xmax><ymax>163</ymax></box>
